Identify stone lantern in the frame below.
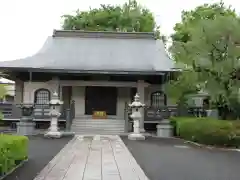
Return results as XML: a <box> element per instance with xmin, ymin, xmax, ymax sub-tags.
<box><xmin>17</xmin><ymin>103</ymin><xmax>35</xmax><ymax>121</ymax></box>
<box><xmin>189</xmin><ymin>90</ymin><xmax>208</xmax><ymax>107</ymax></box>
<box><xmin>16</xmin><ymin>103</ymin><xmax>36</xmax><ymax>135</ymax></box>
<box><xmin>128</xmin><ymin>93</ymin><xmax>146</xmax><ymax>140</ymax></box>
<box><xmin>44</xmin><ymin>91</ymin><xmax>63</xmax><ymax>138</ymax></box>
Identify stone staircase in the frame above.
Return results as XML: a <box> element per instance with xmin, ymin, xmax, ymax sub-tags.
<box><xmin>71</xmin><ymin>117</ymin><xmax>126</xmax><ymax>135</ymax></box>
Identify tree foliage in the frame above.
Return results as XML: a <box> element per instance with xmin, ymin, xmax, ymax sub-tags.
<box><xmin>171</xmin><ymin>1</ymin><xmax>236</xmax><ymax>43</ymax></box>
<box><xmin>0</xmin><ymin>84</ymin><xmax>6</xmax><ymax>99</ymax></box>
<box><xmin>61</xmin><ymin>0</ymin><xmax>161</xmax><ymax>37</ymax></box>
<box><xmin>167</xmin><ymin>2</ymin><xmax>240</xmax><ymax>119</ymax></box>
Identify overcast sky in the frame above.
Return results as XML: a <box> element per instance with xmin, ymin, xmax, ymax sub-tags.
<box><xmin>0</xmin><ymin>0</ymin><xmax>239</xmax><ymax>61</ymax></box>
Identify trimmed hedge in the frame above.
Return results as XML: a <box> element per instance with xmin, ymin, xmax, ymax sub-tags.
<box><xmin>0</xmin><ymin>134</ymin><xmax>28</xmax><ymax>176</ymax></box>
<box><xmin>170</xmin><ymin>117</ymin><xmax>240</xmax><ymax>148</ymax></box>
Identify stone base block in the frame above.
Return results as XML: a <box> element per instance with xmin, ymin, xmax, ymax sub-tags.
<box><xmin>61</xmin><ymin>131</ymin><xmax>75</xmax><ymax>137</ymax></box>
<box><xmin>128</xmin><ymin>133</ymin><xmax>145</xmax><ymax>140</ymax></box>
<box><xmin>17</xmin><ymin>122</ymin><xmax>36</xmax><ymax>136</ymax></box>
<box><xmin>206</xmin><ymin>109</ymin><xmax>219</xmax><ymax>119</ymax></box>
<box><xmin>44</xmin><ymin>131</ymin><xmax>63</xmax><ymax>138</ymax></box>
<box><xmin>93</xmin><ymin>135</ymin><xmax>101</xmax><ymax>140</ymax></box>
<box><xmin>140</xmin><ymin>128</ymin><xmax>145</xmax><ymax>133</ymax></box>
<box><xmin>156</xmin><ymin>124</ymin><xmax>173</xmax><ymax>138</ymax></box>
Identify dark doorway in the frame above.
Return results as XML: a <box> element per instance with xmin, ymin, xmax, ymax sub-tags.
<box><xmin>62</xmin><ymin>86</ymin><xmax>72</xmax><ymax>109</ymax></box>
<box><xmin>85</xmin><ymin>86</ymin><xmax>117</xmax><ymax>115</ymax></box>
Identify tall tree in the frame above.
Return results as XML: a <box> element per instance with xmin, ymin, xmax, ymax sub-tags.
<box><xmin>171</xmin><ymin>1</ymin><xmax>236</xmax><ymax>44</ymax></box>
<box><xmin>167</xmin><ymin>2</ymin><xmax>240</xmax><ymax>119</ymax></box>
<box><xmin>61</xmin><ymin>0</ymin><xmax>161</xmax><ymax>37</ymax></box>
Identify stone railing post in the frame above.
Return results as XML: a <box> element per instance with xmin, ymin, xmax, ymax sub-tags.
<box><xmin>65</xmin><ymin>108</ymin><xmax>71</xmax><ymax>131</ymax></box>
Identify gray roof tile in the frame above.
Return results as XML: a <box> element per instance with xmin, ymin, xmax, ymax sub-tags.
<box><xmin>0</xmin><ymin>30</ymin><xmax>174</xmax><ymax>74</ymax></box>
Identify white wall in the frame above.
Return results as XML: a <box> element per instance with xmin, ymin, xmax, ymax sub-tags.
<box><xmin>145</xmin><ymin>85</ymin><xmax>163</xmax><ymax>105</ymax></box>
<box><xmin>23</xmin><ymin>80</ymin><xmax>59</xmax><ymax>103</ymax></box>
<box><xmin>117</xmin><ymin>87</ymin><xmax>131</xmax><ymax>118</ymax></box>
<box><xmin>22</xmin><ymin>81</ymin><xmax>132</xmax><ymax>118</ymax></box>
<box><xmin>22</xmin><ymin>80</ymin><xmax>164</xmax><ymax>118</ymax></box>
<box><xmin>71</xmin><ymin>86</ymin><xmax>85</xmax><ymax>116</ymax></box>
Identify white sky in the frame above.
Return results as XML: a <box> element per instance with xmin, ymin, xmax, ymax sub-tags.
<box><xmin>0</xmin><ymin>0</ymin><xmax>239</xmax><ymax>61</ymax></box>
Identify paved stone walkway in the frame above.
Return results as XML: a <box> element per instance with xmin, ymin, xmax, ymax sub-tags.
<box><xmin>34</xmin><ymin>135</ymin><xmax>149</xmax><ymax>180</ymax></box>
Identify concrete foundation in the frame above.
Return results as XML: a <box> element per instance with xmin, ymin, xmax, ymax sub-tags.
<box><xmin>17</xmin><ymin>121</ymin><xmax>36</xmax><ymax>136</ymax></box>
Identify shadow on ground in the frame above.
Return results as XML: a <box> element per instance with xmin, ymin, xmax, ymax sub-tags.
<box><xmin>122</xmin><ymin>137</ymin><xmax>240</xmax><ymax>180</ymax></box>
<box><xmin>5</xmin><ymin>135</ymin><xmax>72</xmax><ymax>180</ymax></box>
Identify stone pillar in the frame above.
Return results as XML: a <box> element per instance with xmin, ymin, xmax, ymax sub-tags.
<box><xmin>128</xmin><ymin>93</ymin><xmax>145</xmax><ymax>140</ymax></box>
<box><xmin>15</xmin><ymin>79</ymin><xmax>24</xmax><ymax>103</ymax></box>
<box><xmin>137</xmin><ymin>80</ymin><xmax>145</xmax><ymax>132</ymax></box>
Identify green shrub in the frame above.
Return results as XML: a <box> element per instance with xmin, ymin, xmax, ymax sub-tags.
<box><xmin>170</xmin><ymin>117</ymin><xmax>240</xmax><ymax>147</ymax></box>
<box><xmin>0</xmin><ymin>112</ymin><xmax>4</xmax><ymax>126</ymax></box>
<box><xmin>0</xmin><ymin>134</ymin><xmax>28</xmax><ymax>176</ymax></box>
<box><xmin>170</xmin><ymin>117</ymin><xmax>210</xmax><ymax>136</ymax></box>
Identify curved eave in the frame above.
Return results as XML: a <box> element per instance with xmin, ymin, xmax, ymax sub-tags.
<box><xmin>0</xmin><ymin>67</ymin><xmax>169</xmax><ymax>75</ymax></box>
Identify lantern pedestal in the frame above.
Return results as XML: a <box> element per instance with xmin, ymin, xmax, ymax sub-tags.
<box><xmin>17</xmin><ymin>121</ymin><xmax>36</xmax><ymax>136</ymax></box>
<box><xmin>128</xmin><ymin>132</ymin><xmax>145</xmax><ymax>140</ymax></box>
<box><xmin>44</xmin><ymin>110</ymin><xmax>63</xmax><ymax>138</ymax></box>
<box><xmin>128</xmin><ymin>113</ymin><xmax>145</xmax><ymax>140</ymax></box>
<box><xmin>45</xmin><ymin>131</ymin><xmax>62</xmax><ymax>138</ymax></box>
<box><xmin>16</xmin><ymin>104</ymin><xmax>36</xmax><ymax>136</ymax></box>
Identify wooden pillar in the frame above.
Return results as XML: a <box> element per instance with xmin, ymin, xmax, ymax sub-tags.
<box><xmin>62</xmin><ymin>86</ymin><xmax>72</xmax><ymax>108</ymax></box>
<box><xmin>137</xmin><ymin>80</ymin><xmax>145</xmax><ymax>132</ymax></box>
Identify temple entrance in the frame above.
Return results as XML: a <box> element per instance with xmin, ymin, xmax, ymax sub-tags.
<box><xmin>85</xmin><ymin>86</ymin><xmax>117</xmax><ymax>115</ymax></box>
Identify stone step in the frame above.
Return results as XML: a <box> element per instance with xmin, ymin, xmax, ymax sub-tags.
<box><xmin>72</xmin><ymin>123</ymin><xmax>125</xmax><ymax>126</ymax></box>
<box><xmin>72</xmin><ymin>127</ymin><xmax>125</xmax><ymax>130</ymax></box>
<box><xmin>72</xmin><ymin>129</ymin><xmax>125</xmax><ymax>133</ymax></box>
<box><xmin>71</xmin><ymin>128</ymin><xmax>125</xmax><ymax>132</ymax></box>
<box><xmin>71</xmin><ymin>128</ymin><xmax>125</xmax><ymax>134</ymax></box>
<box><xmin>73</xmin><ymin>119</ymin><xmax>125</xmax><ymax>122</ymax></box>
<box><xmin>72</xmin><ymin>131</ymin><xmax>125</xmax><ymax>135</ymax></box>
<box><xmin>71</xmin><ymin>118</ymin><xmax>126</xmax><ymax>135</ymax></box>
<box><xmin>72</xmin><ymin>124</ymin><xmax>125</xmax><ymax>127</ymax></box>
<box><xmin>72</xmin><ymin>128</ymin><xmax>125</xmax><ymax>131</ymax></box>
<box><xmin>71</xmin><ymin>126</ymin><xmax>125</xmax><ymax>130</ymax></box>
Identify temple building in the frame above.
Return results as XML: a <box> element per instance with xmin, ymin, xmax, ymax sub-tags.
<box><xmin>0</xmin><ymin>30</ymin><xmax>175</xmax><ymax>134</ymax></box>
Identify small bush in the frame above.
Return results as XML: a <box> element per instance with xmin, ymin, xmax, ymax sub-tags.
<box><xmin>0</xmin><ymin>134</ymin><xmax>28</xmax><ymax>176</ymax></box>
<box><xmin>170</xmin><ymin>117</ymin><xmax>240</xmax><ymax>147</ymax></box>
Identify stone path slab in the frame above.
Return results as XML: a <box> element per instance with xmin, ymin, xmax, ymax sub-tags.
<box><xmin>34</xmin><ymin>135</ymin><xmax>149</xmax><ymax>180</ymax></box>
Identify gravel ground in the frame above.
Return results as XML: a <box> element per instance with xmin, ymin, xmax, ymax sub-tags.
<box><xmin>122</xmin><ymin>137</ymin><xmax>240</xmax><ymax>180</ymax></box>
<box><xmin>4</xmin><ymin>135</ymin><xmax>72</xmax><ymax>180</ymax></box>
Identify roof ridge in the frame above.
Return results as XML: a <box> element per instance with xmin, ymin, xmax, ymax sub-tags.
<box><xmin>52</xmin><ymin>29</ymin><xmax>156</xmax><ymax>39</ymax></box>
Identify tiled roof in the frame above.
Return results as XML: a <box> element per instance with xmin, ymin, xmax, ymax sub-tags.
<box><xmin>0</xmin><ymin>30</ymin><xmax>174</xmax><ymax>74</ymax></box>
